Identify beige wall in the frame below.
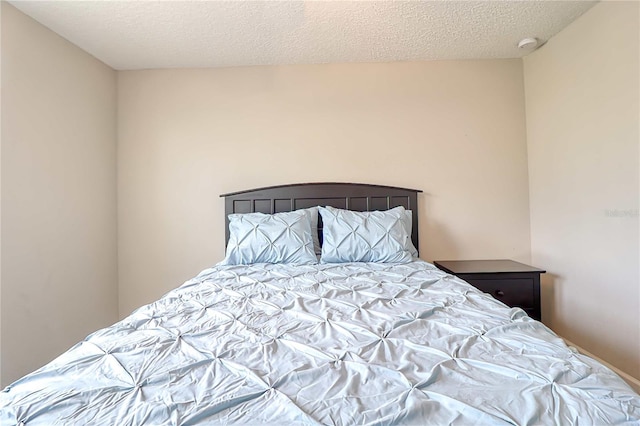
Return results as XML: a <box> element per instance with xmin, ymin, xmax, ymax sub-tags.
<box><xmin>117</xmin><ymin>60</ymin><xmax>532</xmax><ymax>315</ymax></box>
<box><xmin>0</xmin><ymin>1</ymin><xmax>3</xmax><ymax>386</ymax></box>
<box><xmin>524</xmin><ymin>1</ymin><xmax>639</xmax><ymax>378</ymax></box>
<box><xmin>1</xmin><ymin>3</ymin><xmax>118</xmax><ymax>386</ymax></box>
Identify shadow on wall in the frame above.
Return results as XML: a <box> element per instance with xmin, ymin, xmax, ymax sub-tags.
<box><xmin>540</xmin><ymin>273</ymin><xmax>557</xmax><ymax>326</ymax></box>
<box><xmin>419</xmin><ymin>193</ymin><xmax>460</xmax><ymax>262</ymax></box>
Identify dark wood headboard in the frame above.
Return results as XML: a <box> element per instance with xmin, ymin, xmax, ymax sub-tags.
<box><xmin>220</xmin><ymin>182</ymin><xmax>423</xmax><ymax>254</ymax></box>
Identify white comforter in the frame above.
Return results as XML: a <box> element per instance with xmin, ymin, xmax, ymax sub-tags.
<box><xmin>1</xmin><ymin>260</ymin><xmax>639</xmax><ymax>425</ymax></box>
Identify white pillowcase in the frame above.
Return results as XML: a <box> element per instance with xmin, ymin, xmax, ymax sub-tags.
<box><xmin>303</xmin><ymin>206</ymin><xmax>322</xmax><ymax>255</ymax></box>
<box><xmin>403</xmin><ymin>210</ymin><xmax>419</xmax><ymax>258</ymax></box>
<box><xmin>319</xmin><ymin>206</ymin><xmax>414</xmax><ymax>263</ymax></box>
<box><xmin>219</xmin><ymin>209</ymin><xmax>317</xmax><ymax>265</ymax></box>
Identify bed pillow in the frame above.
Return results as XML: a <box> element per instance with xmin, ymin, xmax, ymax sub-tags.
<box><xmin>304</xmin><ymin>206</ymin><xmax>322</xmax><ymax>255</ymax></box>
<box><xmin>319</xmin><ymin>206</ymin><xmax>414</xmax><ymax>263</ymax></box>
<box><xmin>403</xmin><ymin>210</ymin><xmax>419</xmax><ymax>258</ymax></box>
<box><xmin>219</xmin><ymin>209</ymin><xmax>317</xmax><ymax>265</ymax></box>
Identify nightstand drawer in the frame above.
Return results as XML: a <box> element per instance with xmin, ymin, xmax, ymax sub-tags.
<box><xmin>464</xmin><ymin>278</ymin><xmax>535</xmax><ymax>309</ymax></box>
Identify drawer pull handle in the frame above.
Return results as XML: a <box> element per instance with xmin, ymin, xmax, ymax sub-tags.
<box><xmin>495</xmin><ymin>290</ymin><xmax>505</xmax><ymax>297</ymax></box>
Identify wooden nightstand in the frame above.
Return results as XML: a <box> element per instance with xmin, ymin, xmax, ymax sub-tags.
<box><xmin>433</xmin><ymin>259</ymin><xmax>545</xmax><ymax>321</ymax></box>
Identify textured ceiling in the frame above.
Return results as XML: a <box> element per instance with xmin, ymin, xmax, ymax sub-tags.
<box><xmin>9</xmin><ymin>1</ymin><xmax>597</xmax><ymax>70</ymax></box>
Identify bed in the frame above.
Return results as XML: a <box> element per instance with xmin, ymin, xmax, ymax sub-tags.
<box><xmin>1</xmin><ymin>182</ymin><xmax>638</xmax><ymax>425</ymax></box>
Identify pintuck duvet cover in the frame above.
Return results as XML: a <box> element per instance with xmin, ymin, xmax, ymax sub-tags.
<box><xmin>1</xmin><ymin>260</ymin><xmax>639</xmax><ymax>425</ymax></box>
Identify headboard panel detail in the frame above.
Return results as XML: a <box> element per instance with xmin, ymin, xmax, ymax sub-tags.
<box><xmin>220</xmin><ymin>183</ymin><xmax>423</xmax><ymax>254</ymax></box>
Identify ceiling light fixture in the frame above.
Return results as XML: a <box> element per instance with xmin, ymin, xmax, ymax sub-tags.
<box><xmin>518</xmin><ymin>37</ymin><xmax>539</xmax><ymax>50</ymax></box>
